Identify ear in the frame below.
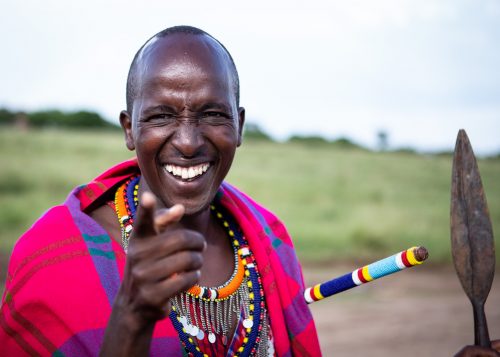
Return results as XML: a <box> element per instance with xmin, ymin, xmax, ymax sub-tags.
<box><xmin>120</xmin><ymin>110</ymin><xmax>135</xmax><ymax>151</ymax></box>
<box><xmin>237</xmin><ymin>107</ymin><xmax>245</xmax><ymax>147</ymax></box>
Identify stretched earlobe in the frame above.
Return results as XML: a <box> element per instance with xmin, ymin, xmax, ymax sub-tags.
<box><xmin>119</xmin><ymin>110</ymin><xmax>135</xmax><ymax>151</ymax></box>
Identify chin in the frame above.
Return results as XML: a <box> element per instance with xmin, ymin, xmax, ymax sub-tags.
<box><xmin>168</xmin><ymin>192</ymin><xmax>215</xmax><ymax>217</ymax></box>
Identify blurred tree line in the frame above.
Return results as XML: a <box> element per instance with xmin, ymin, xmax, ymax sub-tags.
<box><xmin>0</xmin><ymin>108</ymin><xmax>119</xmax><ymax>130</ymax></box>
<box><xmin>244</xmin><ymin>122</ymin><xmax>365</xmax><ymax>150</ymax></box>
<box><xmin>4</xmin><ymin>108</ymin><xmax>488</xmax><ymax>157</ymax></box>
<box><xmin>0</xmin><ymin>107</ymin><xmax>368</xmax><ymax>151</ymax></box>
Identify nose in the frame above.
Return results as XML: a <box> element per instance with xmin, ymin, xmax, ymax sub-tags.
<box><xmin>171</xmin><ymin>120</ymin><xmax>204</xmax><ymax>158</ymax></box>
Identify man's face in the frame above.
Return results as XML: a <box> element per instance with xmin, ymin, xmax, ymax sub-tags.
<box><xmin>122</xmin><ymin>34</ymin><xmax>244</xmax><ymax>215</ymax></box>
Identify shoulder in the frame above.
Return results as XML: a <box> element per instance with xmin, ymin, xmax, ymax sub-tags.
<box><xmin>12</xmin><ymin>205</ymin><xmax>75</xmax><ymax>252</ymax></box>
<box><xmin>5</xmin><ymin>205</ymin><xmax>82</xmax><ymax>284</ymax></box>
<box><xmin>219</xmin><ymin>182</ymin><xmax>293</xmax><ymax>244</ymax></box>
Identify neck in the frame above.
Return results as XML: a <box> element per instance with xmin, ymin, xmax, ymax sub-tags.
<box><xmin>179</xmin><ymin>208</ymin><xmax>212</xmax><ymax>237</ymax></box>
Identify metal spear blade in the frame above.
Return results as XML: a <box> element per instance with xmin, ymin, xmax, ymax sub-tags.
<box><xmin>451</xmin><ymin>129</ymin><xmax>495</xmax><ymax>347</ymax></box>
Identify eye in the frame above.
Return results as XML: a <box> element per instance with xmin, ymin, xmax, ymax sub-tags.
<box><xmin>202</xmin><ymin>111</ymin><xmax>227</xmax><ymax>119</ymax></box>
<box><xmin>150</xmin><ymin>113</ymin><xmax>175</xmax><ymax>120</ymax></box>
<box><xmin>142</xmin><ymin>113</ymin><xmax>177</xmax><ymax>125</ymax></box>
<box><xmin>199</xmin><ymin>111</ymin><xmax>233</xmax><ymax>126</ymax></box>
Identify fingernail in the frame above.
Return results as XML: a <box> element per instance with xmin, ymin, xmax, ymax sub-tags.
<box><xmin>172</xmin><ymin>204</ymin><xmax>185</xmax><ymax>215</ymax></box>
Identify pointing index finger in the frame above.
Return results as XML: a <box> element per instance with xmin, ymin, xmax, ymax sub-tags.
<box><xmin>133</xmin><ymin>191</ymin><xmax>157</xmax><ymax>238</ymax></box>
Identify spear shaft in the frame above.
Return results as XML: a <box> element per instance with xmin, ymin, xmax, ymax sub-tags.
<box><xmin>304</xmin><ymin>246</ymin><xmax>428</xmax><ymax>304</ymax></box>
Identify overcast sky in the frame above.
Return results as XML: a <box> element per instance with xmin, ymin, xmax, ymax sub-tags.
<box><xmin>1</xmin><ymin>0</ymin><xmax>499</xmax><ymax>154</ymax></box>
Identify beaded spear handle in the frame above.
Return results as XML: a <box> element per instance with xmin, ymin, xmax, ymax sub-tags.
<box><xmin>304</xmin><ymin>246</ymin><xmax>428</xmax><ymax>304</ymax></box>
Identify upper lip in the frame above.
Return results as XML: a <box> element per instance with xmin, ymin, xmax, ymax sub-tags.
<box><xmin>161</xmin><ymin>159</ymin><xmax>211</xmax><ymax>167</ymax></box>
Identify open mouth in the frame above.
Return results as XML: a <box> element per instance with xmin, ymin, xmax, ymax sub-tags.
<box><xmin>164</xmin><ymin>162</ymin><xmax>211</xmax><ymax>181</ymax></box>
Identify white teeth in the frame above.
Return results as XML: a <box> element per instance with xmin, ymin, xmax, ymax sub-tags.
<box><xmin>165</xmin><ymin>163</ymin><xmax>210</xmax><ymax>180</ymax></box>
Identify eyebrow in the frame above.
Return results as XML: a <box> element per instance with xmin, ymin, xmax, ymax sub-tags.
<box><xmin>197</xmin><ymin>102</ymin><xmax>232</xmax><ymax>112</ymax></box>
<box><xmin>140</xmin><ymin>102</ymin><xmax>232</xmax><ymax>117</ymax></box>
<box><xmin>141</xmin><ymin>105</ymin><xmax>176</xmax><ymax>116</ymax></box>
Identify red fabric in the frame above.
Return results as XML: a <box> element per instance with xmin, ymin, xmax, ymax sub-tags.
<box><xmin>0</xmin><ymin>159</ymin><xmax>321</xmax><ymax>356</ymax></box>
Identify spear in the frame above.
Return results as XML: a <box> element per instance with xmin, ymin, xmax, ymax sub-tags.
<box><xmin>451</xmin><ymin>129</ymin><xmax>496</xmax><ymax>347</ymax></box>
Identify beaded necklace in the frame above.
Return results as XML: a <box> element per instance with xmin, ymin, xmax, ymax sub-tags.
<box><xmin>170</xmin><ymin>205</ymin><xmax>269</xmax><ymax>356</ymax></box>
<box><xmin>113</xmin><ymin>175</ymin><xmax>139</xmax><ymax>252</ymax></box>
<box><xmin>113</xmin><ymin>177</ymin><xmax>270</xmax><ymax>356</ymax></box>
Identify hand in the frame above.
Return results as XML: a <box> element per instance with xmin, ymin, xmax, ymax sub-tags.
<box><xmin>455</xmin><ymin>340</ymin><xmax>500</xmax><ymax>357</ymax></box>
<box><xmin>116</xmin><ymin>191</ymin><xmax>206</xmax><ymax>326</ymax></box>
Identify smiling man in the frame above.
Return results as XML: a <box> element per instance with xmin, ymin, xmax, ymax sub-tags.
<box><xmin>0</xmin><ymin>26</ymin><xmax>321</xmax><ymax>356</ymax></box>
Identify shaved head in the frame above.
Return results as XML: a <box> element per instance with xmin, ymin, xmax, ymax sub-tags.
<box><xmin>126</xmin><ymin>25</ymin><xmax>240</xmax><ymax>114</ymax></box>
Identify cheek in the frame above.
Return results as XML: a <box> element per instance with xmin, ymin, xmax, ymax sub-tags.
<box><xmin>134</xmin><ymin>128</ymin><xmax>166</xmax><ymax>156</ymax></box>
<box><xmin>211</xmin><ymin>129</ymin><xmax>239</xmax><ymax>168</ymax></box>
<box><xmin>208</xmin><ymin>125</ymin><xmax>240</xmax><ymax>148</ymax></box>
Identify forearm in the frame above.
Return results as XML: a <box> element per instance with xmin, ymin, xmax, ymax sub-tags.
<box><xmin>100</xmin><ymin>302</ymin><xmax>156</xmax><ymax>357</ymax></box>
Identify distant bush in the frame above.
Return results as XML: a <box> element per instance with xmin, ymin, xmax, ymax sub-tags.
<box><xmin>489</xmin><ymin>153</ymin><xmax>500</xmax><ymax>160</ymax></box>
<box><xmin>288</xmin><ymin>135</ymin><xmax>329</xmax><ymax>145</ymax></box>
<box><xmin>288</xmin><ymin>135</ymin><xmax>365</xmax><ymax>150</ymax></box>
<box><xmin>243</xmin><ymin>123</ymin><xmax>273</xmax><ymax>141</ymax></box>
<box><xmin>392</xmin><ymin>147</ymin><xmax>417</xmax><ymax>155</ymax></box>
<box><xmin>433</xmin><ymin>150</ymin><xmax>454</xmax><ymax>157</ymax></box>
<box><xmin>0</xmin><ymin>107</ymin><xmax>119</xmax><ymax>130</ymax></box>
<box><xmin>0</xmin><ymin>109</ymin><xmax>16</xmax><ymax>126</ymax></box>
<box><xmin>330</xmin><ymin>137</ymin><xmax>365</xmax><ymax>150</ymax></box>
<box><xmin>27</xmin><ymin>110</ymin><xmax>118</xmax><ymax>129</ymax></box>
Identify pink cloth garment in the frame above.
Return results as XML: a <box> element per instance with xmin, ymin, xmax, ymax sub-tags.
<box><xmin>0</xmin><ymin>159</ymin><xmax>321</xmax><ymax>356</ymax></box>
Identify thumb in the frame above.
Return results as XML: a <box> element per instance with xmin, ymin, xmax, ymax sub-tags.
<box><xmin>154</xmin><ymin>204</ymin><xmax>185</xmax><ymax>232</ymax></box>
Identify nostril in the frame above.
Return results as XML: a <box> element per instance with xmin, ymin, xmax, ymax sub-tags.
<box><xmin>171</xmin><ymin>123</ymin><xmax>204</xmax><ymax>158</ymax></box>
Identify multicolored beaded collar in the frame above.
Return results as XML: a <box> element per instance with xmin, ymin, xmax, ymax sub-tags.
<box><xmin>113</xmin><ymin>175</ymin><xmax>139</xmax><ymax>252</ymax></box>
<box><xmin>113</xmin><ymin>177</ymin><xmax>271</xmax><ymax>356</ymax></box>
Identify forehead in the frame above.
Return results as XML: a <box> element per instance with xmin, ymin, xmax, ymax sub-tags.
<box><xmin>136</xmin><ymin>34</ymin><xmax>234</xmax><ymax>97</ymax></box>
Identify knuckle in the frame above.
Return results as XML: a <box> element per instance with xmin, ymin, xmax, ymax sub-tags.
<box><xmin>136</xmin><ymin>287</ymin><xmax>151</xmax><ymax>305</ymax></box>
<box><xmin>138</xmin><ymin>286</ymin><xmax>161</xmax><ymax>307</ymax></box>
<box><xmin>126</xmin><ymin>241</ymin><xmax>146</xmax><ymax>261</ymax></box>
<box><xmin>131</xmin><ymin>266</ymin><xmax>147</xmax><ymax>282</ymax></box>
<box><xmin>157</xmin><ymin>229</ymin><xmax>205</xmax><ymax>255</ymax></box>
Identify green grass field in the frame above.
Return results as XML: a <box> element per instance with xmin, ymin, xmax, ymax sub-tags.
<box><xmin>1</xmin><ymin>128</ymin><xmax>499</xmax><ymax>265</ymax></box>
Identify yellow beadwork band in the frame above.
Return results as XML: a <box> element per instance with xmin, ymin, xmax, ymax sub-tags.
<box><xmin>313</xmin><ymin>284</ymin><xmax>324</xmax><ymax>300</ymax></box>
<box><xmin>361</xmin><ymin>266</ymin><xmax>373</xmax><ymax>282</ymax></box>
<box><xmin>406</xmin><ymin>246</ymin><xmax>423</xmax><ymax>265</ymax></box>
